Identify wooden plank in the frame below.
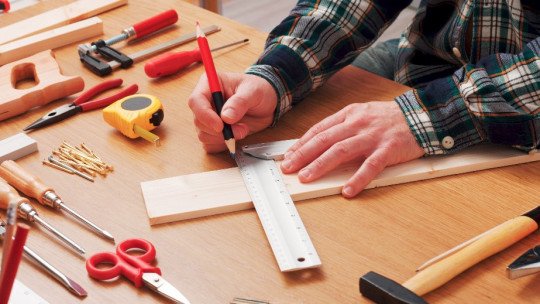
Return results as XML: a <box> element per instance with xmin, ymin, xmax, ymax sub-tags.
<box><xmin>0</xmin><ymin>0</ymin><xmax>126</xmax><ymax>46</ymax></box>
<box><xmin>0</xmin><ymin>17</ymin><xmax>103</xmax><ymax>66</ymax></box>
<box><xmin>0</xmin><ymin>50</ymin><xmax>85</xmax><ymax>121</ymax></box>
<box><xmin>0</xmin><ymin>133</ymin><xmax>38</xmax><ymax>162</ymax></box>
<box><xmin>141</xmin><ymin>143</ymin><xmax>540</xmax><ymax>225</ymax></box>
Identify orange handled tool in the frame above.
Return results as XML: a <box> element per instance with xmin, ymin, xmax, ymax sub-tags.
<box><xmin>0</xmin><ymin>176</ymin><xmax>85</xmax><ymax>254</ymax></box>
<box><xmin>144</xmin><ymin>38</ymin><xmax>248</xmax><ymax>78</ymax></box>
<box><xmin>0</xmin><ymin>160</ymin><xmax>114</xmax><ymax>242</ymax></box>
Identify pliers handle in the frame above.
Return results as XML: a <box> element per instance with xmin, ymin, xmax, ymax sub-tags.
<box><xmin>74</xmin><ymin>79</ymin><xmax>138</xmax><ymax>111</ymax></box>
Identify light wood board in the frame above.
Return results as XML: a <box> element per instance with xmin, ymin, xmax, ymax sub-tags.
<box><xmin>141</xmin><ymin>143</ymin><xmax>540</xmax><ymax>225</ymax></box>
<box><xmin>0</xmin><ymin>17</ymin><xmax>103</xmax><ymax>66</ymax></box>
<box><xmin>0</xmin><ymin>0</ymin><xmax>126</xmax><ymax>46</ymax></box>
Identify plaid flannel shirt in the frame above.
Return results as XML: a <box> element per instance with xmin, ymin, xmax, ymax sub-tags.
<box><xmin>245</xmin><ymin>0</ymin><xmax>540</xmax><ymax>155</ymax></box>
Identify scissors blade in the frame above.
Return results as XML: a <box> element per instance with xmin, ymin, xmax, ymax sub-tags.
<box><xmin>142</xmin><ymin>272</ymin><xmax>190</xmax><ymax>304</ymax></box>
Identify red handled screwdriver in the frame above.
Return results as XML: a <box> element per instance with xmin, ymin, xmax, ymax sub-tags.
<box><xmin>144</xmin><ymin>38</ymin><xmax>249</xmax><ymax>78</ymax></box>
<box><xmin>86</xmin><ymin>9</ymin><xmax>179</xmax><ymax>52</ymax></box>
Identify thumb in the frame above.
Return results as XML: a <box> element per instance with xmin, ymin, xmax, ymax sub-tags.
<box><xmin>221</xmin><ymin>87</ymin><xmax>258</xmax><ymax>125</ymax></box>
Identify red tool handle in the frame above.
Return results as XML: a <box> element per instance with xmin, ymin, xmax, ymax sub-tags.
<box><xmin>133</xmin><ymin>9</ymin><xmax>178</xmax><ymax>39</ymax></box>
<box><xmin>144</xmin><ymin>48</ymin><xmax>202</xmax><ymax>78</ymax></box>
<box><xmin>0</xmin><ymin>0</ymin><xmax>10</xmax><ymax>12</ymax></box>
<box><xmin>73</xmin><ymin>79</ymin><xmax>124</xmax><ymax>106</ymax></box>
<box><xmin>80</xmin><ymin>84</ymin><xmax>138</xmax><ymax>111</ymax></box>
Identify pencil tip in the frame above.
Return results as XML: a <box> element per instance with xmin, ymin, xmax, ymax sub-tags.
<box><xmin>225</xmin><ymin>139</ymin><xmax>236</xmax><ymax>158</ymax></box>
<box><xmin>196</xmin><ymin>21</ymin><xmax>204</xmax><ymax>38</ymax></box>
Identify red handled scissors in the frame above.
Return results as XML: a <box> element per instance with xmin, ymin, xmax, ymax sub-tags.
<box><xmin>86</xmin><ymin>238</ymin><xmax>190</xmax><ymax>303</ymax></box>
<box><xmin>24</xmin><ymin>78</ymin><xmax>138</xmax><ymax>131</ymax></box>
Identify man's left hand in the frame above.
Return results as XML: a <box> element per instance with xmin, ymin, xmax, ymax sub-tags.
<box><xmin>280</xmin><ymin>101</ymin><xmax>425</xmax><ymax>198</ymax></box>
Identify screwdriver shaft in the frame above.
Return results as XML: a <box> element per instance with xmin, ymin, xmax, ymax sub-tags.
<box><xmin>23</xmin><ymin>246</ymin><xmax>87</xmax><ymax>296</ymax></box>
<box><xmin>59</xmin><ymin>203</ymin><xmax>115</xmax><ymax>243</ymax></box>
<box><xmin>32</xmin><ymin>215</ymin><xmax>85</xmax><ymax>255</ymax></box>
<box><xmin>210</xmin><ymin>38</ymin><xmax>249</xmax><ymax>52</ymax></box>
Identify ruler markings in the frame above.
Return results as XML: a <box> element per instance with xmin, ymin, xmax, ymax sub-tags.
<box><xmin>236</xmin><ymin>150</ymin><xmax>321</xmax><ymax>272</ymax></box>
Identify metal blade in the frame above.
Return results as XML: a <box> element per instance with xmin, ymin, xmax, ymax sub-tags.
<box><xmin>23</xmin><ymin>104</ymin><xmax>79</xmax><ymax>131</ymax></box>
<box><xmin>242</xmin><ymin>139</ymin><xmax>297</xmax><ymax>160</ymax></box>
<box><xmin>142</xmin><ymin>272</ymin><xmax>190</xmax><ymax>303</ymax></box>
<box><xmin>507</xmin><ymin>245</ymin><xmax>540</xmax><ymax>279</ymax></box>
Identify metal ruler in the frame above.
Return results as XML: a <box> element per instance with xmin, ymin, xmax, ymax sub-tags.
<box><xmin>236</xmin><ymin>141</ymin><xmax>321</xmax><ymax>272</ymax></box>
<box><xmin>9</xmin><ymin>280</ymin><xmax>48</xmax><ymax>304</ymax></box>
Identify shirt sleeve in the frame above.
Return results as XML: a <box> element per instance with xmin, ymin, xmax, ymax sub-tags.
<box><xmin>245</xmin><ymin>0</ymin><xmax>412</xmax><ymax>125</ymax></box>
<box><xmin>396</xmin><ymin>36</ymin><xmax>540</xmax><ymax>155</ymax></box>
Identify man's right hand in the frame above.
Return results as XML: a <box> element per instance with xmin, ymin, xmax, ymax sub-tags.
<box><xmin>188</xmin><ymin>72</ymin><xmax>278</xmax><ymax>153</ymax></box>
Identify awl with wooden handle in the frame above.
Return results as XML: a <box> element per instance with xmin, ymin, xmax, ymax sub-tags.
<box><xmin>0</xmin><ymin>176</ymin><xmax>85</xmax><ymax>255</ymax></box>
<box><xmin>0</xmin><ymin>160</ymin><xmax>114</xmax><ymax>243</ymax></box>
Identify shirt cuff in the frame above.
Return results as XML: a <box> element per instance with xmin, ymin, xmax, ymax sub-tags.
<box><xmin>245</xmin><ymin>64</ymin><xmax>292</xmax><ymax>126</ymax></box>
<box><xmin>395</xmin><ymin>84</ymin><xmax>484</xmax><ymax>155</ymax></box>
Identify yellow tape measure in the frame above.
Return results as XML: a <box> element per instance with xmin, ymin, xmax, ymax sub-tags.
<box><xmin>103</xmin><ymin>94</ymin><xmax>164</xmax><ymax>145</ymax></box>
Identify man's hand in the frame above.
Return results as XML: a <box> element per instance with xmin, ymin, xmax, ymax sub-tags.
<box><xmin>188</xmin><ymin>72</ymin><xmax>277</xmax><ymax>153</ymax></box>
<box><xmin>280</xmin><ymin>101</ymin><xmax>425</xmax><ymax>198</ymax></box>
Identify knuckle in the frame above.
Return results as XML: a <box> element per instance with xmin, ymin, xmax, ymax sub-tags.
<box><xmin>364</xmin><ymin>156</ymin><xmax>386</xmax><ymax>172</ymax></box>
<box><xmin>196</xmin><ymin>131</ymin><xmax>207</xmax><ymax>142</ymax></box>
<box><xmin>293</xmin><ymin>148</ymin><xmax>308</xmax><ymax>161</ymax></box>
<box><xmin>311</xmin><ymin>157</ymin><xmax>325</xmax><ymax>171</ymax></box>
<box><xmin>333</xmin><ymin>142</ymin><xmax>350</xmax><ymax>157</ymax></box>
<box><xmin>314</xmin><ymin>132</ymin><xmax>331</xmax><ymax>146</ymax></box>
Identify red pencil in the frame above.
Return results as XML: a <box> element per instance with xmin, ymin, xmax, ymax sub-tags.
<box><xmin>0</xmin><ymin>223</ymin><xmax>29</xmax><ymax>304</ymax></box>
<box><xmin>196</xmin><ymin>21</ymin><xmax>236</xmax><ymax>157</ymax></box>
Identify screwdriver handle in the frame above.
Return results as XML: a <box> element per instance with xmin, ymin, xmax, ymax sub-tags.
<box><xmin>144</xmin><ymin>48</ymin><xmax>202</xmax><ymax>78</ymax></box>
<box><xmin>0</xmin><ymin>161</ymin><xmax>51</xmax><ymax>206</ymax></box>
<box><xmin>0</xmin><ymin>177</ymin><xmax>29</xmax><ymax>210</ymax></box>
<box><xmin>132</xmin><ymin>9</ymin><xmax>178</xmax><ymax>39</ymax></box>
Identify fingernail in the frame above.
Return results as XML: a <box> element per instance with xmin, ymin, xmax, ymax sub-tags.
<box><xmin>299</xmin><ymin>168</ymin><xmax>311</xmax><ymax>180</ymax></box>
<box><xmin>343</xmin><ymin>186</ymin><xmax>354</xmax><ymax>197</ymax></box>
<box><xmin>281</xmin><ymin>159</ymin><xmax>291</xmax><ymax>170</ymax></box>
<box><xmin>222</xmin><ymin>108</ymin><xmax>236</xmax><ymax>120</ymax></box>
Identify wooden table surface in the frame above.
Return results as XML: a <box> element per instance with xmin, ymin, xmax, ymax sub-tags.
<box><xmin>1</xmin><ymin>1</ymin><xmax>540</xmax><ymax>303</ymax></box>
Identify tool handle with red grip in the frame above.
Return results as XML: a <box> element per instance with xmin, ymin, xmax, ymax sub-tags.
<box><xmin>0</xmin><ymin>0</ymin><xmax>11</xmax><ymax>12</ymax></box>
<box><xmin>133</xmin><ymin>9</ymin><xmax>178</xmax><ymax>39</ymax></box>
<box><xmin>144</xmin><ymin>48</ymin><xmax>202</xmax><ymax>78</ymax></box>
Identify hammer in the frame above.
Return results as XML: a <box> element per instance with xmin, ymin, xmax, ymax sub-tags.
<box><xmin>359</xmin><ymin>206</ymin><xmax>540</xmax><ymax>303</ymax></box>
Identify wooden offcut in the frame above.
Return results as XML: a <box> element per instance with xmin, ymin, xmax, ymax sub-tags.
<box><xmin>141</xmin><ymin>142</ymin><xmax>540</xmax><ymax>225</ymax></box>
<box><xmin>0</xmin><ymin>17</ymin><xmax>104</xmax><ymax>66</ymax></box>
<box><xmin>0</xmin><ymin>0</ymin><xmax>126</xmax><ymax>46</ymax></box>
<box><xmin>0</xmin><ymin>50</ymin><xmax>85</xmax><ymax>121</ymax></box>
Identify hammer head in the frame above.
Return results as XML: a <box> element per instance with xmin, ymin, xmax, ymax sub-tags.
<box><xmin>360</xmin><ymin>271</ymin><xmax>428</xmax><ymax>304</ymax></box>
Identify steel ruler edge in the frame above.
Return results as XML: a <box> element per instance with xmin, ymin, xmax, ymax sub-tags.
<box><xmin>236</xmin><ymin>144</ymin><xmax>321</xmax><ymax>272</ymax></box>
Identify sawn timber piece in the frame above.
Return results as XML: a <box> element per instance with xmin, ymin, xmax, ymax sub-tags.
<box><xmin>141</xmin><ymin>141</ymin><xmax>540</xmax><ymax>225</ymax></box>
<box><xmin>0</xmin><ymin>50</ymin><xmax>84</xmax><ymax>121</ymax></box>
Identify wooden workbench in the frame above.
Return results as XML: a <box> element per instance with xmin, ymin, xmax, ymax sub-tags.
<box><xmin>1</xmin><ymin>1</ymin><xmax>539</xmax><ymax>303</ymax></box>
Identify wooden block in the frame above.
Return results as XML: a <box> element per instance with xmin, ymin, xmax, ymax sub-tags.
<box><xmin>0</xmin><ymin>50</ymin><xmax>85</xmax><ymax>121</ymax></box>
<box><xmin>141</xmin><ymin>142</ymin><xmax>540</xmax><ymax>225</ymax></box>
<box><xmin>0</xmin><ymin>0</ymin><xmax>127</xmax><ymax>45</ymax></box>
<box><xmin>0</xmin><ymin>17</ymin><xmax>103</xmax><ymax>66</ymax></box>
<box><xmin>0</xmin><ymin>133</ymin><xmax>38</xmax><ymax>162</ymax></box>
